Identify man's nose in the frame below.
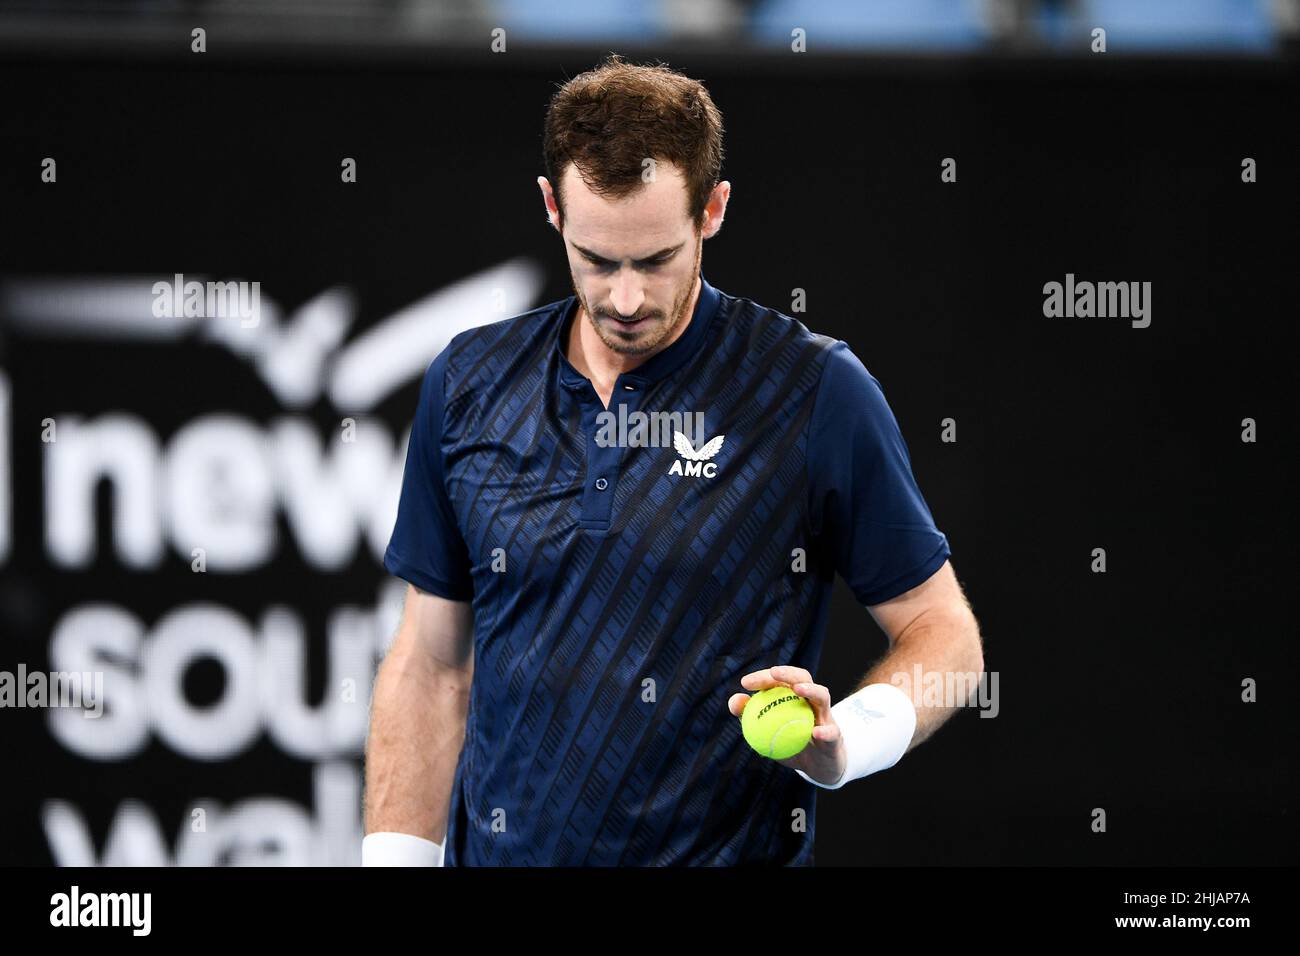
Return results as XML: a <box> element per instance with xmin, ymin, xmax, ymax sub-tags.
<box><xmin>609</xmin><ymin>271</ymin><xmax>646</xmax><ymax>318</ymax></box>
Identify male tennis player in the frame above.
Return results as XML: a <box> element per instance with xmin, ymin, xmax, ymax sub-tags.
<box><xmin>363</xmin><ymin>55</ymin><xmax>983</xmax><ymax>866</ymax></box>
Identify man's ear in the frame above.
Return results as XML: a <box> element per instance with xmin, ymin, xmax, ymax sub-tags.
<box><xmin>700</xmin><ymin>180</ymin><xmax>731</xmax><ymax>239</ymax></box>
<box><xmin>537</xmin><ymin>176</ymin><xmax>562</xmax><ymax>231</ymax></box>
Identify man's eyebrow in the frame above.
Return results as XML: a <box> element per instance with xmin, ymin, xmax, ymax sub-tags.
<box><xmin>571</xmin><ymin>242</ymin><xmax>685</xmax><ymax>265</ymax></box>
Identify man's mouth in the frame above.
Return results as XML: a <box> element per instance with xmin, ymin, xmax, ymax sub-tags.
<box><xmin>605</xmin><ymin>313</ymin><xmax>652</xmax><ymax>328</ymax></box>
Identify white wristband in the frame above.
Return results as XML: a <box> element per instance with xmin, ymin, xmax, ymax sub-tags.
<box><xmin>795</xmin><ymin>683</ymin><xmax>916</xmax><ymax>790</ymax></box>
<box><xmin>362</xmin><ymin>831</ymin><xmax>446</xmax><ymax>867</ymax></box>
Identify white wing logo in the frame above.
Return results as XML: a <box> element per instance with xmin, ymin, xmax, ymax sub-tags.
<box><xmin>669</xmin><ymin>431</ymin><xmax>726</xmax><ymax>478</ymax></box>
<box><xmin>673</xmin><ymin>431</ymin><xmax>725</xmax><ymax>461</ymax></box>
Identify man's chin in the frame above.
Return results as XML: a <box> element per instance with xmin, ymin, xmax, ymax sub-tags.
<box><xmin>601</xmin><ymin>333</ymin><xmax>660</xmax><ymax>356</ymax></box>
<box><xmin>597</xmin><ymin>320</ymin><xmax>665</xmax><ymax>354</ymax></box>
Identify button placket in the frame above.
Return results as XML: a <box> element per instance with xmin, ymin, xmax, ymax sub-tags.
<box><xmin>576</xmin><ymin>374</ymin><xmax>643</xmax><ymax>528</ymax></box>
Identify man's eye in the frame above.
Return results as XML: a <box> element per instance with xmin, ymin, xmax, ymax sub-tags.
<box><xmin>588</xmin><ymin>257</ymin><xmax>669</xmax><ymax>270</ymax></box>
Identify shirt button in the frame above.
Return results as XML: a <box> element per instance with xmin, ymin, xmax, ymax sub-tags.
<box><xmin>595</xmin><ymin>477</ymin><xmax>608</xmax><ymax>491</ymax></box>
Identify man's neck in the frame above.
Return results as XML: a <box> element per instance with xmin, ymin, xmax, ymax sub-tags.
<box><xmin>567</xmin><ymin>274</ymin><xmax>701</xmax><ymax>408</ymax></box>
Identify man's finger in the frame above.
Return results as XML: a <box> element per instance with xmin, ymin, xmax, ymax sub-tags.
<box><xmin>811</xmin><ymin>721</ymin><xmax>841</xmax><ymax>744</ymax></box>
<box><xmin>740</xmin><ymin>664</ymin><xmax>812</xmax><ymax>691</ymax></box>
<box><xmin>769</xmin><ymin>664</ymin><xmax>813</xmax><ymax>687</ymax></box>
<box><xmin>792</xmin><ymin>681</ymin><xmax>832</xmax><ymax>723</ymax></box>
<box><xmin>739</xmin><ymin>668</ymin><xmax>781</xmax><ymax>690</ymax></box>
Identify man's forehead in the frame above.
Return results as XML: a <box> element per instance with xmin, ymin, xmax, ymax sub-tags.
<box><xmin>560</xmin><ymin>162</ymin><xmax>690</xmax><ymax>239</ymax></box>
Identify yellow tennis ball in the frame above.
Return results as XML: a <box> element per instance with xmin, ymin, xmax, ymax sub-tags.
<box><xmin>741</xmin><ymin>686</ymin><xmax>814</xmax><ymax>759</ymax></box>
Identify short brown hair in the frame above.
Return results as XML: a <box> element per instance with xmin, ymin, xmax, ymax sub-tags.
<box><xmin>542</xmin><ymin>54</ymin><xmax>725</xmax><ymax>229</ymax></box>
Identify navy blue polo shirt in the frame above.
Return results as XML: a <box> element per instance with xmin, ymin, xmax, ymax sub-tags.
<box><xmin>383</xmin><ymin>274</ymin><xmax>950</xmax><ymax>866</ymax></box>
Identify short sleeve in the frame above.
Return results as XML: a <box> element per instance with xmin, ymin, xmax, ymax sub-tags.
<box><xmin>383</xmin><ymin>348</ymin><xmax>475</xmax><ymax>601</ymax></box>
<box><xmin>806</xmin><ymin>341</ymin><xmax>950</xmax><ymax>606</ymax></box>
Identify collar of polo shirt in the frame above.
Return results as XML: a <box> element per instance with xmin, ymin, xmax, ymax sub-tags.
<box><xmin>555</xmin><ymin>274</ymin><xmax>723</xmax><ymax>391</ymax></box>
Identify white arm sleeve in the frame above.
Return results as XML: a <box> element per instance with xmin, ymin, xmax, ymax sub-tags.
<box><xmin>362</xmin><ymin>832</ymin><xmax>446</xmax><ymax>867</ymax></box>
<box><xmin>795</xmin><ymin>682</ymin><xmax>917</xmax><ymax>790</ymax></box>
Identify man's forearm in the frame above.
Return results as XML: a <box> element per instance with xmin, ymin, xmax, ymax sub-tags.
<box><xmin>364</xmin><ymin>642</ymin><xmax>470</xmax><ymax>843</ymax></box>
<box><xmin>858</xmin><ymin>608</ymin><xmax>984</xmax><ymax>750</ymax></box>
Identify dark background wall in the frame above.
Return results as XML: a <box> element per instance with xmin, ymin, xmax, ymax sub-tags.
<box><xmin>0</xmin><ymin>47</ymin><xmax>1295</xmax><ymax>865</ymax></box>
